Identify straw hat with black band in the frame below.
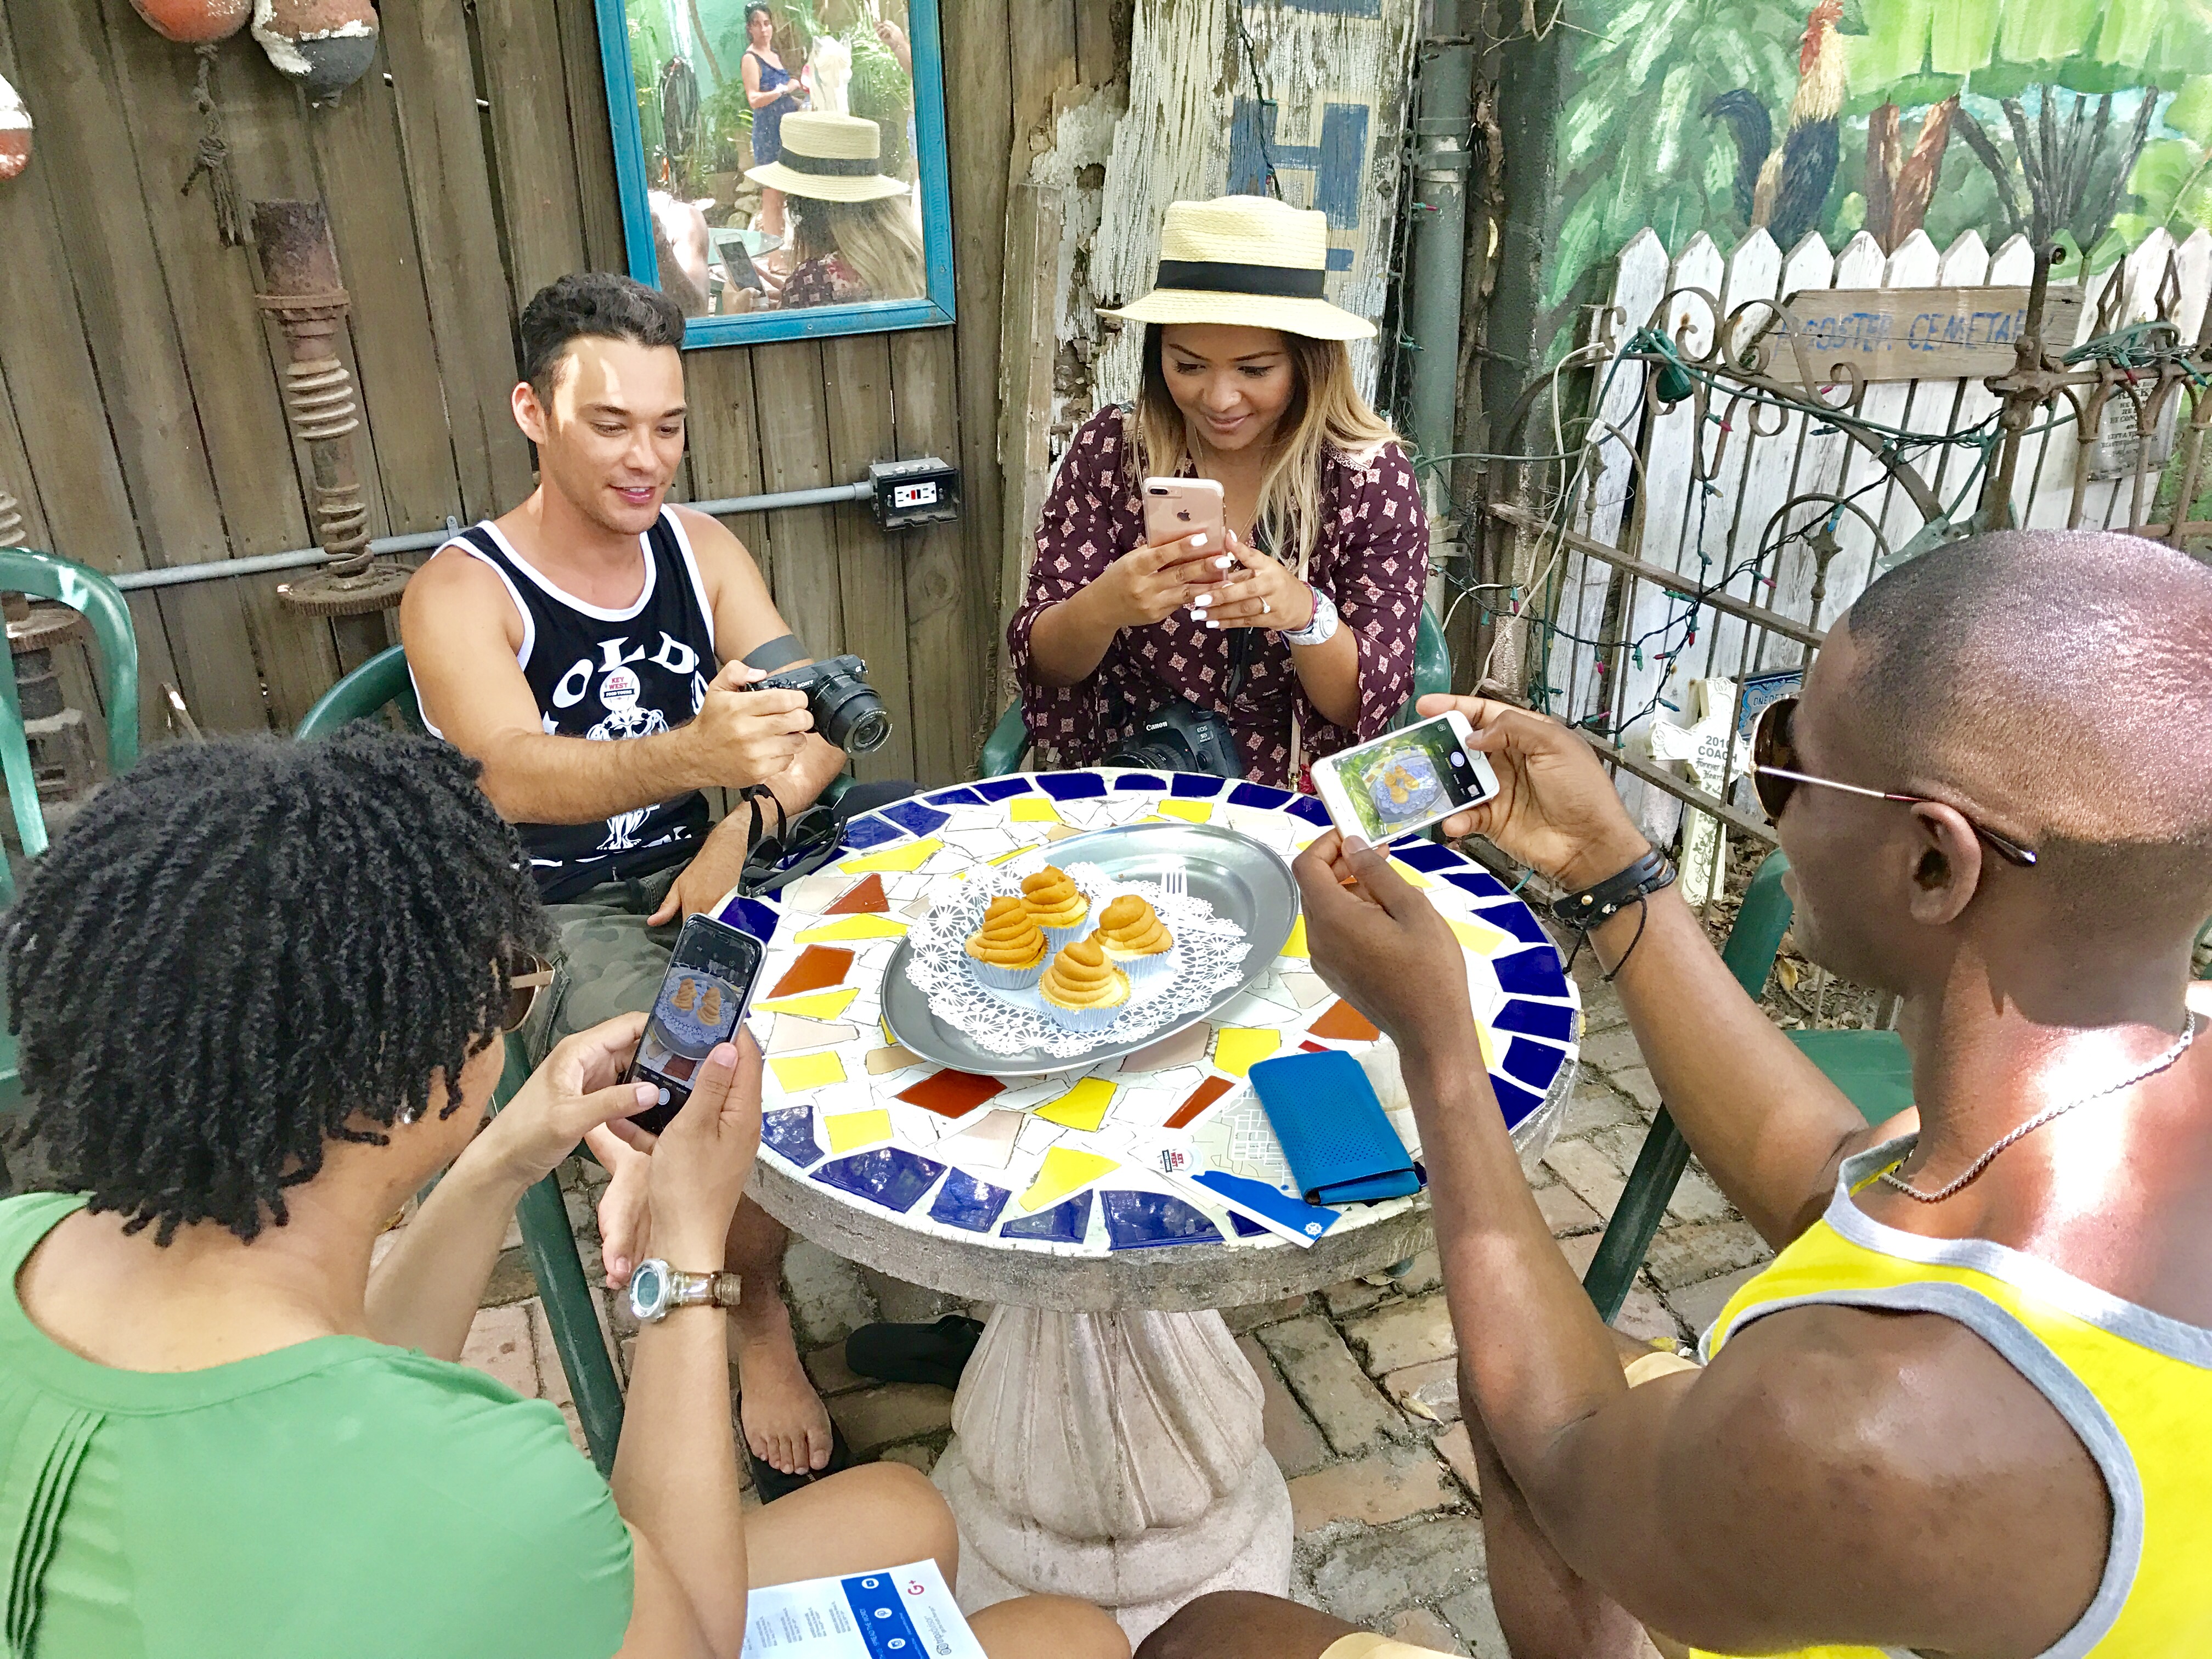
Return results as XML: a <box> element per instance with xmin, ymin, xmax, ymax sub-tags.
<box><xmin>745</xmin><ymin>111</ymin><xmax>907</xmax><ymax>203</ymax></box>
<box><xmin>1101</xmin><ymin>195</ymin><xmax>1373</xmax><ymax>341</ymax></box>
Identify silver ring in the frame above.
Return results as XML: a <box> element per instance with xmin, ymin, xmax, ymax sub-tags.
<box><xmin>1261</xmin><ymin>598</ymin><xmax>1272</xmax><ymax>615</ymax></box>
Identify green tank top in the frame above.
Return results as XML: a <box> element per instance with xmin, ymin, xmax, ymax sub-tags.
<box><xmin>0</xmin><ymin>1192</ymin><xmax>633</xmax><ymax>1658</ymax></box>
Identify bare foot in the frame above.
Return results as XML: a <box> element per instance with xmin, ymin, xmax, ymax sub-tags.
<box><xmin>732</xmin><ymin>1296</ymin><xmax>832</xmax><ymax>1476</ymax></box>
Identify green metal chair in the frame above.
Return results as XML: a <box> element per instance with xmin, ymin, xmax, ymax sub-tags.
<box><xmin>1579</xmin><ymin>848</ymin><xmax>1913</xmax><ymax>1322</ymax></box>
<box><xmin>975</xmin><ymin>602</ymin><xmax>1455</xmax><ymax>778</ymax></box>
<box><xmin>297</xmin><ymin>644</ymin><xmax>625</xmax><ymax>1474</ymax></box>
<box><xmin>0</xmin><ymin>549</ymin><xmax>142</xmax><ymax>1116</ymax></box>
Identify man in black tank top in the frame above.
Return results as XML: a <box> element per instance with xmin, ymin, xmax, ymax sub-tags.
<box><xmin>400</xmin><ymin>274</ymin><xmax>851</xmax><ymax>1495</ymax></box>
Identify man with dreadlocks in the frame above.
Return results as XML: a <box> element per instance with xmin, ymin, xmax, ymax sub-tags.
<box><xmin>0</xmin><ymin>731</ymin><xmax>1128</xmax><ymax>1659</ymax></box>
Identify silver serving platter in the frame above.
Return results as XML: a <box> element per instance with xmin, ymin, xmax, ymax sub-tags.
<box><xmin>880</xmin><ymin>820</ymin><xmax>1302</xmax><ymax>1077</ymax></box>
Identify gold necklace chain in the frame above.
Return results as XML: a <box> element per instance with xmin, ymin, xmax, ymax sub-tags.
<box><xmin>1878</xmin><ymin>1014</ymin><xmax>2202</xmax><ymax>1204</ymax></box>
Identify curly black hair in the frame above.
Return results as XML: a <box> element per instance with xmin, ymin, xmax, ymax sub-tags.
<box><xmin>4</xmin><ymin>730</ymin><xmax>552</xmax><ymax>1245</ymax></box>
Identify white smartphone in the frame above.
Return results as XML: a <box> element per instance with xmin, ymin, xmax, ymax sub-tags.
<box><xmin>1310</xmin><ymin>712</ymin><xmax>1500</xmax><ymax>844</ymax></box>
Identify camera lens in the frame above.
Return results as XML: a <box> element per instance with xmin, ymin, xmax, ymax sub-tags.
<box><xmin>1103</xmin><ymin>739</ymin><xmax>1186</xmax><ymax>773</ymax></box>
<box><xmin>820</xmin><ymin>682</ymin><xmax>892</xmax><ymax>754</ymax></box>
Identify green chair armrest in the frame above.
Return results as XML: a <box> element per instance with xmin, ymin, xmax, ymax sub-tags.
<box><xmin>976</xmin><ymin>701</ymin><xmax>1031</xmax><ymax>780</ymax></box>
<box><xmin>1788</xmin><ymin>1029</ymin><xmax>1913</xmax><ymax>1127</ymax></box>
<box><xmin>295</xmin><ymin>645</ymin><xmax>424</xmax><ymax>740</ymax></box>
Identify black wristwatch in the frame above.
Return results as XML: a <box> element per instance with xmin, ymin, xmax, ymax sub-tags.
<box><xmin>1551</xmin><ymin>846</ymin><xmax>1676</xmax><ymax>934</ymax></box>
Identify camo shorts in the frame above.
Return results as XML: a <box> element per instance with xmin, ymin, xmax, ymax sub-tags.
<box><xmin>521</xmin><ymin>865</ymin><xmax>684</xmax><ymax>1066</ymax></box>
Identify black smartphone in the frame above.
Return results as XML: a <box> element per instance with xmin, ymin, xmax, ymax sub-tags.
<box><xmin>625</xmin><ymin>913</ymin><xmax>767</xmax><ymax>1136</ymax></box>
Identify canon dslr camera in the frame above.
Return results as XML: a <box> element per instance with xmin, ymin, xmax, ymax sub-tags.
<box><xmin>1103</xmin><ymin>698</ymin><xmax>1244</xmax><ymax>780</ymax></box>
<box><xmin>756</xmin><ymin>653</ymin><xmax>891</xmax><ymax>755</ymax></box>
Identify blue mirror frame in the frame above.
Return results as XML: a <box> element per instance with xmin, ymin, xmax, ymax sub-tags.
<box><xmin>593</xmin><ymin>0</ymin><xmax>956</xmax><ymax>346</ymax></box>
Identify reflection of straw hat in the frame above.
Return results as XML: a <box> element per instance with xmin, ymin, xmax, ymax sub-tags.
<box><xmin>1101</xmin><ymin>195</ymin><xmax>1373</xmax><ymax>341</ymax></box>
<box><xmin>746</xmin><ymin>112</ymin><xmax>907</xmax><ymax>202</ymax></box>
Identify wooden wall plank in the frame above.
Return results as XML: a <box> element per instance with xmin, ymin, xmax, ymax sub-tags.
<box><xmin>311</xmin><ymin>41</ymin><xmax>473</xmax><ymax>540</ymax></box>
<box><xmin>891</xmin><ymin>328</ymin><xmax>982</xmax><ymax>783</ymax></box>
<box><xmin>1075</xmin><ymin>0</ymin><xmax>1122</xmax><ymax>88</ymax></box>
<box><xmin>752</xmin><ymin>343</ymin><xmax>845</xmax><ymax>665</ymax></box>
<box><xmin>554</xmin><ymin>0</ymin><xmax>629</xmax><ymax>273</ymax></box>
<box><xmin>476</xmin><ymin>0</ymin><xmax>592</xmax><ymax>303</ymax></box>
<box><xmin>380</xmin><ymin>1</ymin><xmax>534</xmax><ymax>519</ymax></box>
<box><xmin>685</xmin><ymin>349</ymin><xmax>774</xmax><ymax>591</ymax></box>
<box><xmin>939</xmin><ymin>0</ymin><xmax>1014</xmax><ymax>706</ymax></box>
<box><xmin>7</xmin><ymin>0</ymin><xmax>268</xmax><ymax>731</ymax></box>
<box><xmin>820</xmin><ymin>335</ymin><xmax>916</xmax><ymax>785</ymax></box>
<box><xmin>0</xmin><ymin>3</ymin><xmax>188</xmax><ymax>735</ymax></box>
<box><xmin>103</xmin><ymin>8</ymin><xmax>340</xmax><ymax>729</ymax></box>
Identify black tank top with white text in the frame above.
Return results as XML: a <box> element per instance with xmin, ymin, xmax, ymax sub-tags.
<box><xmin>427</xmin><ymin>511</ymin><xmax>717</xmax><ymax>901</ymax></box>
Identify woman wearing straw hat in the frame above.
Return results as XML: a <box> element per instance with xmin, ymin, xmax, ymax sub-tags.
<box><xmin>734</xmin><ymin>112</ymin><xmax>924</xmax><ymax>312</ymax></box>
<box><xmin>1009</xmin><ymin>195</ymin><xmax>1428</xmax><ymax>788</ymax></box>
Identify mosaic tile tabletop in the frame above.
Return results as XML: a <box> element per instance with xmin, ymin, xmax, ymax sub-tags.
<box><xmin>715</xmin><ymin>770</ymin><xmax>1580</xmax><ymax>1262</ymax></box>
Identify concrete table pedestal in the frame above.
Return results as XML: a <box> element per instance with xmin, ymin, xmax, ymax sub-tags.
<box><xmin>933</xmin><ymin>1305</ymin><xmax>1291</xmax><ymax>1640</ymax></box>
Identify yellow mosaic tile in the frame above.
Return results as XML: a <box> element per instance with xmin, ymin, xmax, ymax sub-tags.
<box><xmin>795</xmin><ymin>915</ymin><xmax>910</xmax><ymax>944</ymax></box>
<box><xmin>768</xmin><ymin>1050</ymin><xmax>847</xmax><ymax>1093</ymax></box>
<box><xmin>1017</xmin><ymin>1146</ymin><xmax>1119</xmax><ymax>1212</ymax></box>
<box><xmin>1153</xmin><ymin>799</ymin><xmax>1213</xmax><ymax>823</ymax></box>
<box><xmin>1212</xmin><ymin>1028</ymin><xmax>1282</xmax><ymax>1077</ymax></box>
<box><xmin>823</xmin><ymin>1109</ymin><xmax>894</xmax><ymax>1154</ymax></box>
<box><xmin>1032</xmin><ymin>1077</ymin><xmax>1115</xmax><ymax>1132</ymax></box>
<box><xmin>756</xmin><ymin>987</ymin><xmax>861</xmax><ymax>1021</ymax></box>
<box><xmin>1448</xmin><ymin>917</ymin><xmax>1511</xmax><ymax>955</ymax></box>
<box><xmin>1009</xmin><ymin>797</ymin><xmax>1062</xmax><ymax>823</ymax></box>
<box><xmin>838</xmin><ymin>837</ymin><xmax>943</xmax><ymax>874</ymax></box>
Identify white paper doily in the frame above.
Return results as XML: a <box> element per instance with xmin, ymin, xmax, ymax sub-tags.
<box><xmin>902</xmin><ymin>862</ymin><xmax>1252</xmax><ymax>1057</ymax></box>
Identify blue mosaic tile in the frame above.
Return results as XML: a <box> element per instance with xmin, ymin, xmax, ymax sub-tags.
<box><xmin>1493</xmin><ymin>944</ymin><xmax>1570</xmax><ymax>1000</ymax></box>
<box><xmin>881</xmin><ymin>799</ymin><xmax>951</xmax><ymax>837</ymax></box>
<box><xmin>1286</xmin><ymin>795</ymin><xmax>1333</xmax><ymax>826</ymax></box>
<box><xmin>1392</xmin><ymin>842</ymin><xmax>1462</xmax><ymax>872</ymax></box>
<box><xmin>812</xmin><ymin>1147</ymin><xmax>945</xmax><ymax>1214</ymax></box>
<box><xmin>1477</xmin><ymin>901</ymin><xmax>1550</xmax><ymax>945</ymax></box>
<box><xmin>1038</xmin><ymin>771</ymin><xmax>1108</xmax><ymax>801</ymax></box>
<box><xmin>1000</xmin><ymin>1190</ymin><xmax>1091</xmax><ymax>1243</ymax></box>
<box><xmin>1228</xmin><ymin>1211</ymin><xmax>1269</xmax><ymax>1238</ymax></box>
<box><xmin>1111</xmin><ymin>773</ymin><xmax>1168</xmax><ymax>792</ymax></box>
<box><xmin>1228</xmin><ymin>782</ymin><xmax>1293</xmax><ymax>810</ymax></box>
<box><xmin>928</xmin><ymin>1169</ymin><xmax>1011</xmax><ymax>1233</ymax></box>
<box><xmin>729</xmin><ymin>897</ymin><xmax>780</xmax><ymax>945</ymax></box>
<box><xmin>973</xmin><ymin>775</ymin><xmax>1037</xmax><ymax>802</ymax></box>
<box><xmin>1102</xmin><ymin>1189</ymin><xmax>1224</xmax><ymax>1250</ymax></box>
<box><xmin>923</xmin><ymin>786</ymin><xmax>988</xmax><ymax>808</ymax></box>
<box><xmin>1444</xmin><ymin>869</ymin><xmax>1510</xmax><ymax>900</ymax></box>
<box><xmin>1169</xmin><ymin>773</ymin><xmax>1227</xmax><ymax>798</ymax></box>
<box><xmin>1490</xmin><ymin>997</ymin><xmax>1577</xmax><ymax>1044</ymax></box>
<box><xmin>761</xmin><ymin>1106</ymin><xmax>821</xmax><ymax>1169</ymax></box>
<box><xmin>1489</xmin><ymin>1076</ymin><xmax>1545</xmax><ymax>1130</ymax></box>
<box><xmin>839</xmin><ymin>814</ymin><xmax>903</xmax><ymax>850</ymax></box>
<box><xmin>1502</xmin><ymin>1036</ymin><xmax>1566</xmax><ymax>1093</ymax></box>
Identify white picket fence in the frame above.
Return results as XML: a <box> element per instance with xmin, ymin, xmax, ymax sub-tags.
<box><xmin>1534</xmin><ymin>223</ymin><xmax>2212</xmax><ymax>849</ymax></box>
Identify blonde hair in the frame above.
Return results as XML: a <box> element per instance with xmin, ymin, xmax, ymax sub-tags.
<box><xmin>789</xmin><ymin>195</ymin><xmax>926</xmax><ymax>302</ymax></box>
<box><xmin>1126</xmin><ymin>325</ymin><xmax>1397</xmax><ymax>571</ymax></box>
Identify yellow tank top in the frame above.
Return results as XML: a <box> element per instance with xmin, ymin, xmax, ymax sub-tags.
<box><xmin>1688</xmin><ymin>1138</ymin><xmax>2212</xmax><ymax>1659</ymax></box>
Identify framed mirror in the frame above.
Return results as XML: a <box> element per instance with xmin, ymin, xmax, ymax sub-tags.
<box><xmin>595</xmin><ymin>0</ymin><xmax>955</xmax><ymax>345</ymax></box>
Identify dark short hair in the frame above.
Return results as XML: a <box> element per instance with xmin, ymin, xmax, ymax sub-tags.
<box><xmin>5</xmin><ymin>732</ymin><xmax>551</xmax><ymax>1245</ymax></box>
<box><xmin>519</xmin><ymin>271</ymin><xmax>686</xmax><ymax>401</ymax></box>
<box><xmin>746</xmin><ymin>3</ymin><xmax>772</xmax><ymax>21</ymax></box>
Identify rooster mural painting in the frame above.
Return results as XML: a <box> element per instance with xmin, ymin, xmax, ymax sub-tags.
<box><xmin>1704</xmin><ymin>0</ymin><xmax>1852</xmax><ymax>251</ymax></box>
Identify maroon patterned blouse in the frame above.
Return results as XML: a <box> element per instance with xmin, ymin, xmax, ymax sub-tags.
<box><xmin>777</xmin><ymin>255</ymin><xmax>869</xmax><ymax>309</ymax></box>
<box><xmin>1007</xmin><ymin>406</ymin><xmax>1429</xmax><ymax>788</ymax></box>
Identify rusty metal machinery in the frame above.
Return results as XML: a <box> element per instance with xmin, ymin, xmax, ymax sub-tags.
<box><xmin>250</xmin><ymin>198</ymin><xmax>408</xmax><ymax>620</ymax></box>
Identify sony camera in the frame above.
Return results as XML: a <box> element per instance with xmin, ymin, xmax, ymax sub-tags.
<box><xmin>756</xmin><ymin>653</ymin><xmax>892</xmax><ymax>755</ymax></box>
<box><xmin>1103</xmin><ymin>698</ymin><xmax>1244</xmax><ymax>780</ymax></box>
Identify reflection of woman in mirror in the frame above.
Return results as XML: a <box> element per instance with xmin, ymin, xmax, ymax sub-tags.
<box><xmin>739</xmin><ymin>3</ymin><xmax>805</xmax><ymax>239</ymax></box>
<box><xmin>733</xmin><ymin>112</ymin><xmax>923</xmax><ymax>311</ymax></box>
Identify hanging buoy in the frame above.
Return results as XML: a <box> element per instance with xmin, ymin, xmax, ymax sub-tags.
<box><xmin>128</xmin><ymin>0</ymin><xmax>252</xmax><ymax>43</ymax></box>
<box><xmin>252</xmin><ymin>0</ymin><xmax>379</xmax><ymax>104</ymax></box>
<box><xmin>0</xmin><ymin>75</ymin><xmax>29</xmax><ymax>183</ymax></box>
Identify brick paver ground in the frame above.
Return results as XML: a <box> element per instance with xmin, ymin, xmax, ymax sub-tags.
<box><xmin>437</xmin><ymin>946</ymin><xmax>1770</xmax><ymax>1652</ymax></box>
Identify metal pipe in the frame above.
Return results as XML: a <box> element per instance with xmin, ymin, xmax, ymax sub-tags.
<box><xmin>111</xmin><ymin>481</ymin><xmax>876</xmax><ymax>594</ymax></box>
<box><xmin>1406</xmin><ymin>0</ymin><xmax>1474</xmax><ymax>508</ymax></box>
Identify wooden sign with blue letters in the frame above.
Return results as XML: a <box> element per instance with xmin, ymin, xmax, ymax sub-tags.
<box><xmin>1762</xmin><ymin>286</ymin><xmax>2087</xmax><ymax>382</ymax></box>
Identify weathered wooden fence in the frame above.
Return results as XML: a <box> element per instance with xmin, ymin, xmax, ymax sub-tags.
<box><xmin>1486</xmin><ymin>223</ymin><xmax>2212</xmax><ymax>866</ymax></box>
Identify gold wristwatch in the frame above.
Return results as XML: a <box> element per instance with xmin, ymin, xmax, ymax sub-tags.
<box><xmin>628</xmin><ymin>1258</ymin><xmax>742</xmax><ymax>1323</ymax></box>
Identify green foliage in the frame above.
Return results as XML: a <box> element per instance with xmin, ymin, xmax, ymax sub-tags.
<box><xmin>778</xmin><ymin>0</ymin><xmax>915</xmax><ymax>171</ymax></box>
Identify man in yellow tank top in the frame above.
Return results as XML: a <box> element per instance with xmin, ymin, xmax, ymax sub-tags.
<box><xmin>1139</xmin><ymin>530</ymin><xmax>2212</xmax><ymax>1659</ymax></box>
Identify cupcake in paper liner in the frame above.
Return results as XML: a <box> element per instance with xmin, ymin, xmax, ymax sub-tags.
<box><xmin>964</xmin><ymin>895</ymin><xmax>1049</xmax><ymax>991</ymax></box>
<box><xmin>1021</xmin><ymin>865</ymin><xmax>1092</xmax><ymax>952</ymax></box>
<box><xmin>1038</xmin><ymin>939</ymin><xmax>1131</xmax><ymax>1033</ymax></box>
<box><xmin>1089</xmin><ymin>893</ymin><xmax>1176</xmax><ymax>982</ymax></box>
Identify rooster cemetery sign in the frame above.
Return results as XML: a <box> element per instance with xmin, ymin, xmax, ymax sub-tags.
<box><xmin>1757</xmin><ymin>284</ymin><xmax>2087</xmax><ymax>382</ymax></box>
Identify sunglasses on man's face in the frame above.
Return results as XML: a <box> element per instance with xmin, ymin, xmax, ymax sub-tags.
<box><xmin>1749</xmin><ymin>696</ymin><xmax>2038</xmax><ymax>867</ymax></box>
<box><xmin>501</xmin><ymin>953</ymin><xmax>555</xmax><ymax>1034</ymax></box>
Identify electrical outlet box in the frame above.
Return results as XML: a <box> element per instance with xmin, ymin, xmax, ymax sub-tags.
<box><xmin>869</xmin><ymin>458</ymin><xmax>962</xmax><ymax>530</ymax></box>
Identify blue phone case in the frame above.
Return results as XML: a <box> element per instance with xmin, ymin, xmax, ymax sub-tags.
<box><xmin>1249</xmin><ymin>1050</ymin><xmax>1421</xmax><ymax>1206</ymax></box>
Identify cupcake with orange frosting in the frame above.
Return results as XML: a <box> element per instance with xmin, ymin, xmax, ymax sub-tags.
<box><xmin>965</xmin><ymin>895</ymin><xmax>1050</xmax><ymax>990</ymax></box>
<box><xmin>1020</xmin><ymin>865</ymin><xmax>1092</xmax><ymax>952</ymax></box>
<box><xmin>1088</xmin><ymin>894</ymin><xmax>1176</xmax><ymax>981</ymax></box>
<box><xmin>1037</xmin><ymin>939</ymin><xmax>1131</xmax><ymax>1032</ymax></box>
